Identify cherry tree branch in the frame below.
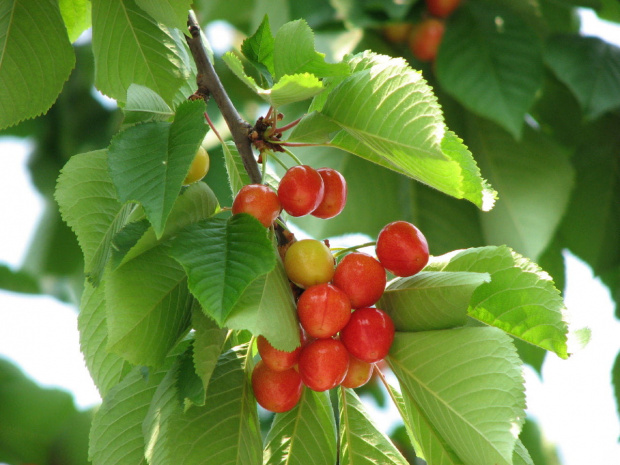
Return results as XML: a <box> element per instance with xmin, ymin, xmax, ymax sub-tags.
<box><xmin>185</xmin><ymin>12</ymin><xmax>262</xmax><ymax>184</ymax></box>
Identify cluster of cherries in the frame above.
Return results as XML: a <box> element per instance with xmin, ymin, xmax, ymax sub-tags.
<box><xmin>231</xmin><ymin>163</ymin><xmax>430</xmax><ymax>413</ymax></box>
<box><xmin>382</xmin><ymin>0</ymin><xmax>461</xmax><ymax>62</ymax></box>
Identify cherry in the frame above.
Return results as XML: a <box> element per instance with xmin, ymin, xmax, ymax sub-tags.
<box><xmin>232</xmin><ymin>184</ymin><xmax>281</xmax><ymax>227</ymax></box>
<box><xmin>375</xmin><ymin>220</ymin><xmax>429</xmax><ymax>277</ymax></box>
<box><xmin>298</xmin><ymin>338</ymin><xmax>349</xmax><ymax>392</ymax></box>
<box><xmin>183</xmin><ymin>146</ymin><xmax>210</xmax><ymax>185</ymax></box>
<box><xmin>284</xmin><ymin>239</ymin><xmax>335</xmax><ymax>289</ymax></box>
<box><xmin>408</xmin><ymin>18</ymin><xmax>445</xmax><ymax>62</ymax></box>
<box><xmin>311</xmin><ymin>168</ymin><xmax>347</xmax><ymax>219</ymax></box>
<box><xmin>426</xmin><ymin>0</ymin><xmax>461</xmax><ymax>18</ymax></box>
<box><xmin>340</xmin><ymin>354</ymin><xmax>374</xmax><ymax>389</ymax></box>
<box><xmin>278</xmin><ymin>165</ymin><xmax>325</xmax><ymax>217</ymax></box>
<box><xmin>333</xmin><ymin>252</ymin><xmax>386</xmax><ymax>308</ymax></box>
<box><xmin>340</xmin><ymin>307</ymin><xmax>395</xmax><ymax>363</ymax></box>
<box><xmin>297</xmin><ymin>283</ymin><xmax>351</xmax><ymax>338</ymax></box>
<box><xmin>252</xmin><ymin>360</ymin><xmax>303</xmax><ymax>413</ymax></box>
<box><xmin>382</xmin><ymin>22</ymin><xmax>413</xmax><ymax>44</ymax></box>
<box><xmin>257</xmin><ymin>330</ymin><xmax>305</xmax><ymax>371</ymax></box>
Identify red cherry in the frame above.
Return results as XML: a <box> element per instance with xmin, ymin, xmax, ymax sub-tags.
<box><xmin>333</xmin><ymin>252</ymin><xmax>386</xmax><ymax>308</ymax></box>
<box><xmin>340</xmin><ymin>307</ymin><xmax>395</xmax><ymax>363</ymax></box>
<box><xmin>278</xmin><ymin>165</ymin><xmax>325</xmax><ymax>217</ymax></box>
<box><xmin>232</xmin><ymin>184</ymin><xmax>281</xmax><ymax>227</ymax></box>
<box><xmin>298</xmin><ymin>338</ymin><xmax>349</xmax><ymax>392</ymax></box>
<box><xmin>311</xmin><ymin>168</ymin><xmax>347</xmax><ymax>219</ymax></box>
<box><xmin>408</xmin><ymin>18</ymin><xmax>445</xmax><ymax>62</ymax></box>
<box><xmin>426</xmin><ymin>0</ymin><xmax>461</xmax><ymax>18</ymax></box>
<box><xmin>340</xmin><ymin>354</ymin><xmax>374</xmax><ymax>389</ymax></box>
<box><xmin>252</xmin><ymin>360</ymin><xmax>303</xmax><ymax>413</ymax></box>
<box><xmin>257</xmin><ymin>330</ymin><xmax>306</xmax><ymax>371</ymax></box>
<box><xmin>297</xmin><ymin>283</ymin><xmax>351</xmax><ymax>338</ymax></box>
<box><xmin>375</xmin><ymin>221</ymin><xmax>429</xmax><ymax>277</ymax></box>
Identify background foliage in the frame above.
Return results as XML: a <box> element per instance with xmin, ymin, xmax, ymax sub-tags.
<box><xmin>1</xmin><ymin>0</ymin><xmax>619</xmax><ymax>464</ymax></box>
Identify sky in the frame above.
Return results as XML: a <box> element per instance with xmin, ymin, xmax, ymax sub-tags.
<box><xmin>1</xmin><ymin>7</ymin><xmax>620</xmax><ymax>465</ymax></box>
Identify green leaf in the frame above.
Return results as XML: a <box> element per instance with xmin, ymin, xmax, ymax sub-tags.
<box><xmin>613</xmin><ymin>351</ymin><xmax>620</xmax><ymax>441</ymax></box>
<box><xmin>112</xmin><ymin>182</ymin><xmax>220</xmax><ymax>268</ymax></box>
<box><xmin>436</xmin><ymin>2</ymin><xmax>544</xmax><ymax>138</ymax></box>
<box><xmin>0</xmin><ymin>264</ymin><xmax>41</xmax><ymax>294</ymax></box>
<box><xmin>222</xmin><ymin>141</ymin><xmax>252</xmax><ymax>197</ymax></box>
<box><xmin>135</xmin><ymin>0</ymin><xmax>191</xmax><ymax>33</ymax></box>
<box><xmin>225</xmin><ymin>256</ymin><xmax>299</xmax><ymax>352</ymax></box>
<box><xmin>59</xmin><ymin>0</ymin><xmax>91</xmax><ymax>42</ymax></box>
<box><xmin>108</xmin><ymin>99</ymin><xmax>209</xmax><ymax>237</ymax></box>
<box><xmin>168</xmin><ymin>215</ymin><xmax>277</xmax><ymax>326</ymax></box>
<box><xmin>123</xmin><ymin>84</ymin><xmax>174</xmax><ymax>124</ymax></box>
<box><xmin>143</xmin><ymin>343</ymin><xmax>262</xmax><ymax>465</ymax></box>
<box><xmin>467</xmin><ymin>118</ymin><xmax>575</xmax><ymax>261</ymax></box>
<box><xmin>545</xmin><ymin>35</ymin><xmax>620</xmax><ymax>120</ymax></box>
<box><xmin>433</xmin><ymin>246</ymin><xmax>569</xmax><ymax>358</ymax></box>
<box><xmin>379</xmin><ymin>271</ymin><xmax>491</xmax><ymax>332</ymax></box>
<box><xmin>78</xmin><ymin>281</ymin><xmax>132</xmax><ymax>397</ymax></box>
<box><xmin>269</xmin><ymin>73</ymin><xmax>325</xmax><ymax>107</ymax></box>
<box><xmin>339</xmin><ymin>387</ymin><xmax>409</xmax><ymax>465</ymax></box>
<box><xmin>0</xmin><ymin>359</ymin><xmax>79</xmax><ymax>465</ymax></box>
<box><xmin>223</xmin><ymin>52</ymin><xmax>264</xmax><ymax>94</ymax></box>
<box><xmin>55</xmin><ymin>150</ymin><xmax>134</xmax><ymax>285</ymax></box>
<box><xmin>241</xmin><ymin>14</ymin><xmax>275</xmax><ymax>84</ymax></box>
<box><xmin>303</xmin><ymin>51</ymin><xmax>496</xmax><ymax>210</ymax></box>
<box><xmin>106</xmin><ymin>246</ymin><xmax>194</xmax><ymax>366</ymax></box>
<box><xmin>264</xmin><ymin>389</ymin><xmax>337</xmax><ymax>465</ymax></box>
<box><xmin>273</xmin><ymin>19</ymin><xmax>350</xmax><ymax>81</ymax></box>
<box><xmin>389</xmin><ymin>328</ymin><xmax>526</xmax><ymax>465</ymax></box>
<box><xmin>91</xmin><ymin>0</ymin><xmax>188</xmax><ymax>104</ymax></box>
<box><xmin>0</xmin><ymin>0</ymin><xmax>75</xmax><ymax>130</ymax></box>
<box><xmin>513</xmin><ymin>439</ymin><xmax>535</xmax><ymax>465</ymax></box>
<box><xmin>192</xmin><ymin>306</ymin><xmax>228</xmax><ymax>397</ymax></box>
<box><xmin>89</xmin><ymin>353</ymin><xmax>181</xmax><ymax>465</ymax></box>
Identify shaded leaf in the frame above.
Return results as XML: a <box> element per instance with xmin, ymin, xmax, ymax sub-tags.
<box><xmin>108</xmin><ymin>99</ymin><xmax>208</xmax><ymax>237</ymax></box>
<box><xmin>436</xmin><ymin>2</ymin><xmax>544</xmax><ymax>138</ymax></box>
<box><xmin>225</xmin><ymin>254</ymin><xmax>299</xmax><ymax>352</ymax></box>
<box><xmin>0</xmin><ymin>0</ymin><xmax>75</xmax><ymax>130</ymax></box>
<box><xmin>389</xmin><ymin>328</ymin><xmax>526</xmax><ymax>465</ymax></box>
<box><xmin>106</xmin><ymin>246</ymin><xmax>194</xmax><ymax>367</ymax></box>
<box><xmin>123</xmin><ymin>84</ymin><xmax>174</xmax><ymax>125</ymax></box>
<box><xmin>91</xmin><ymin>0</ymin><xmax>188</xmax><ymax>104</ymax></box>
<box><xmin>78</xmin><ymin>281</ymin><xmax>132</xmax><ymax>397</ymax></box>
<box><xmin>192</xmin><ymin>306</ymin><xmax>228</xmax><ymax>397</ymax></box>
<box><xmin>339</xmin><ymin>387</ymin><xmax>409</xmax><ymax>465</ymax></box>
<box><xmin>545</xmin><ymin>35</ymin><xmax>620</xmax><ymax>120</ymax></box>
<box><xmin>264</xmin><ymin>389</ymin><xmax>337</xmax><ymax>465</ymax></box>
<box><xmin>379</xmin><ymin>271</ymin><xmax>491</xmax><ymax>332</ymax></box>
<box><xmin>168</xmin><ymin>215</ymin><xmax>276</xmax><ymax>326</ymax></box>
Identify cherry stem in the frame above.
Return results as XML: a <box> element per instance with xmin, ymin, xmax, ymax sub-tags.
<box><xmin>268</xmin><ymin>152</ymin><xmax>290</xmax><ymax>172</ymax></box>
<box><xmin>278</xmin><ymin>142</ymin><xmax>318</xmax><ymax>148</ymax></box>
<box><xmin>274</xmin><ymin>116</ymin><xmax>302</xmax><ymax>134</ymax></box>
<box><xmin>204</xmin><ymin>111</ymin><xmax>224</xmax><ymax>143</ymax></box>
<box><xmin>261</xmin><ymin>151</ymin><xmax>268</xmax><ymax>184</ymax></box>
<box><xmin>281</xmin><ymin>147</ymin><xmax>304</xmax><ymax>166</ymax></box>
<box><xmin>265</xmin><ymin>106</ymin><xmax>274</xmax><ymax>121</ymax></box>
<box><xmin>332</xmin><ymin>241</ymin><xmax>377</xmax><ymax>258</ymax></box>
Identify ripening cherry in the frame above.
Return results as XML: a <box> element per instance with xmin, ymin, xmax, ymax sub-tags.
<box><xmin>425</xmin><ymin>0</ymin><xmax>461</xmax><ymax>18</ymax></box>
<box><xmin>333</xmin><ymin>252</ymin><xmax>386</xmax><ymax>308</ymax></box>
<box><xmin>284</xmin><ymin>239</ymin><xmax>335</xmax><ymax>288</ymax></box>
<box><xmin>297</xmin><ymin>283</ymin><xmax>351</xmax><ymax>338</ymax></box>
<box><xmin>183</xmin><ymin>146</ymin><xmax>210</xmax><ymax>185</ymax></box>
<box><xmin>340</xmin><ymin>354</ymin><xmax>374</xmax><ymax>389</ymax></box>
<box><xmin>340</xmin><ymin>307</ymin><xmax>395</xmax><ymax>363</ymax></box>
<box><xmin>257</xmin><ymin>329</ymin><xmax>306</xmax><ymax>371</ymax></box>
<box><xmin>408</xmin><ymin>18</ymin><xmax>445</xmax><ymax>62</ymax></box>
<box><xmin>298</xmin><ymin>338</ymin><xmax>349</xmax><ymax>392</ymax></box>
<box><xmin>382</xmin><ymin>22</ymin><xmax>413</xmax><ymax>44</ymax></box>
<box><xmin>375</xmin><ymin>221</ymin><xmax>429</xmax><ymax>277</ymax></box>
<box><xmin>278</xmin><ymin>165</ymin><xmax>325</xmax><ymax>217</ymax></box>
<box><xmin>252</xmin><ymin>360</ymin><xmax>303</xmax><ymax>413</ymax></box>
<box><xmin>232</xmin><ymin>184</ymin><xmax>281</xmax><ymax>227</ymax></box>
<box><xmin>311</xmin><ymin>168</ymin><xmax>347</xmax><ymax>219</ymax></box>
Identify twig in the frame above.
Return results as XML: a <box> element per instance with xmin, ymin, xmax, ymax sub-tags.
<box><xmin>186</xmin><ymin>12</ymin><xmax>262</xmax><ymax>184</ymax></box>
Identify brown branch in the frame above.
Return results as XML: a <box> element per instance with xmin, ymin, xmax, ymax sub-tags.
<box><xmin>186</xmin><ymin>12</ymin><xmax>262</xmax><ymax>184</ymax></box>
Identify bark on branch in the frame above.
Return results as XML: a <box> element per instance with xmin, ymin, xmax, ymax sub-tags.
<box><xmin>185</xmin><ymin>13</ymin><xmax>262</xmax><ymax>184</ymax></box>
